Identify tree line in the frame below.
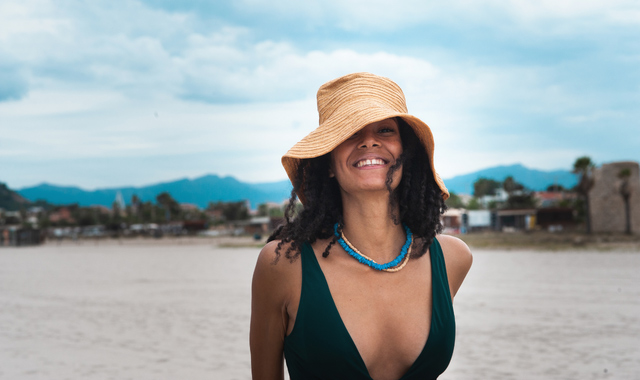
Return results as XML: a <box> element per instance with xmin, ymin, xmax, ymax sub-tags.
<box><xmin>5</xmin><ymin>192</ymin><xmax>284</xmax><ymax>230</ymax></box>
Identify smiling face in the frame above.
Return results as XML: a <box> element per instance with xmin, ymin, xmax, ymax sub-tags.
<box><xmin>329</xmin><ymin>118</ymin><xmax>404</xmax><ymax>197</ymax></box>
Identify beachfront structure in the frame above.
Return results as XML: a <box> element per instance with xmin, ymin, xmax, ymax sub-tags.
<box><xmin>496</xmin><ymin>209</ymin><xmax>537</xmax><ymax>231</ymax></box>
<box><xmin>442</xmin><ymin>208</ymin><xmax>464</xmax><ymax>233</ymax></box>
<box><xmin>535</xmin><ymin>208</ymin><xmax>575</xmax><ymax>231</ymax></box>
<box><xmin>467</xmin><ymin>210</ymin><xmax>494</xmax><ymax>231</ymax></box>
<box><xmin>0</xmin><ymin>227</ymin><xmax>43</xmax><ymax>246</ymax></box>
<box><xmin>445</xmin><ymin>207</ymin><xmax>576</xmax><ymax>233</ymax></box>
<box><xmin>237</xmin><ymin>216</ymin><xmax>271</xmax><ymax>236</ymax></box>
<box><xmin>1</xmin><ymin>210</ymin><xmax>22</xmax><ymax>225</ymax></box>
<box><xmin>589</xmin><ymin>161</ymin><xmax>640</xmax><ymax>234</ymax></box>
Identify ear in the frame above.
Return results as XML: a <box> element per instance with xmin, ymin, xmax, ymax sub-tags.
<box><xmin>328</xmin><ymin>168</ymin><xmax>335</xmax><ymax>178</ymax></box>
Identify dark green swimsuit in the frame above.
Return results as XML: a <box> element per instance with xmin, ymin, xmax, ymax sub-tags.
<box><xmin>283</xmin><ymin>238</ymin><xmax>455</xmax><ymax>380</ymax></box>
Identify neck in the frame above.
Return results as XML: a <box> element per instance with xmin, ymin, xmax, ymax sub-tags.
<box><xmin>340</xmin><ymin>191</ymin><xmax>405</xmax><ymax>263</ymax></box>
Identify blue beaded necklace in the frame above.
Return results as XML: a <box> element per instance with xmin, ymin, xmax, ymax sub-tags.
<box><xmin>334</xmin><ymin>222</ymin><xmax>413</xmax><ymax>272</ymax></box>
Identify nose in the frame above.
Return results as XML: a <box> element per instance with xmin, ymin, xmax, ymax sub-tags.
<box><xmin>358</xmin><ymin>129</ymin><xmax>380</xmax><ymax>148</ymax></box>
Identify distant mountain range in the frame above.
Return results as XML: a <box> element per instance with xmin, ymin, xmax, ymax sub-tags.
<box><xmin>16</xmin><ymin>175</ymin><xmax>293</xmax><ymax>210</ymax></box>
<box><xmin>8</xmin><ymin>163</ymin><xmax>577</xmax><ymax>210</ymax></box>
<box><xmin>444</xmin><ymin>163</ymin><xmax>577</xmax><ymax>195</ymax></box>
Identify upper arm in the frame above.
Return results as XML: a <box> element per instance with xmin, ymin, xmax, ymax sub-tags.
<box><xmin>250</xmin><ymin>241</ymin><xmax>295</xmax><ymax>380</ymax></box>
<box><xmin>437</xmin><ymin>234</ymin><xmax>473</xmax><ymax>298</ymax></box>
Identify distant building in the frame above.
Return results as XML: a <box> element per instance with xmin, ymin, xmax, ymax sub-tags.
<box><xmin>205</xmin><ymin>208</ymin><xmax>224</xmax><ymax>222</ymax></box>
<box><xmin>49</xmin><ymin>207</ymin><xmax>75</xmax><ymax>224</ymax></box>
<box><xmin>90</xmin><ymin>205</ymin><xmax>112</xmax><ymax>215</ymax></box>
<box><xmin>467</xmin><ymin>210</ymin><xmax>493</xmax><ymax>230</ymax></box>
<box><xmin>180</xmin><ymin>203</ymin><xmax>200</xmax><ymax>211</ymax></box>
<box><xmin>457</xmin><ymin>193</ymin><xmax>473</xmax><ymax>206</ymax></box>
<box><xmin>242</xmin><ymin>216</ymin><xmax>270</xmax><ymax>236</ymax></box>
<box><xmin>589</xmin><ymin>161</ymin><xmax>640</xmax><ymax>234</ymax></box>
<box><xmin>27</xmin><ymin>206</ymin><xmax>45</xmax><ymax>215</ymax></box>
<box><xmin>536</xmin><ymin>208</ymin><xmax>575</xmax><ymax>231</ymax></box>
<box><xmin>442</xmin><ymin>208</ymin><xmax>464</xmax><ymax>233</ymax></box>
<box><xmin>533</xmin><ymin>191</ymin><xmax>577</xmax><ymax>208</ymax></box>
<box><xmin>3</xmin><ymin>211</ymin><xmax>23</xmax><ymax>225</ymax></box>
<box><xmin>496</xmin><ymin>209</ymin><xmax>537</xmax><ymax>231</ymax></box>
<box><xmin>0</xmin><ymin>226</ymin><xmax>43</xmax><ymax>247</ymax></box>
<box><xmin>478</xmin><ymin>188</ymin><xmax>509</xmax><ymax>208</ymax></box>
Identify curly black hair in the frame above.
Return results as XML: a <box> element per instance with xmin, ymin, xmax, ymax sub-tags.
<box><xmin>267</xmin><ymin>118</ymin><xmax>447</xmax><ymax>262</ymax></box>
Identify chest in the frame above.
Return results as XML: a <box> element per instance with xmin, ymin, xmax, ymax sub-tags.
<box><xmin>317</xmin><ymin>253</ymin><xmax>433</xmax><ymax>378</ymax></box>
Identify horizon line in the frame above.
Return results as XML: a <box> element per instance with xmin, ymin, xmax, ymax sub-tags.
<box><xmin>6</xmin><ymin>162</ymin><xmax>586</xmax><ymax>191</ymax></box>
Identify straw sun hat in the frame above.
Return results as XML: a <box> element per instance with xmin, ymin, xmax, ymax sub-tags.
<box><xmin>282</xmin><ymin>72</ymin><xmax>449</xmax><ymax>202</ymax></box>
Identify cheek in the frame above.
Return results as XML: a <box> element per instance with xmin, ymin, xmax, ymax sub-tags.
<box><xmin>393</xmin><ymin>141</ymin><xmax>404</xmax><ymax>160</ymax></box>
<box><xmin>329</xmin><ymin>147</ymin><xmax>349</xmax><ymax>171</ymax></box>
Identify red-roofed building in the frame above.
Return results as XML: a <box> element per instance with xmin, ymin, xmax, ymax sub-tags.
<box><xmin>49</xmin><ymin>207</ymin><xmax>75</xmax><ymax>224</ymax></box>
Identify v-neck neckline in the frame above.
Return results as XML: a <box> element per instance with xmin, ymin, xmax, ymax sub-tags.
<box><xmin>307</xmin><ymin>241</ymin><xmax>437</xmax><ymax>380</ymax></box>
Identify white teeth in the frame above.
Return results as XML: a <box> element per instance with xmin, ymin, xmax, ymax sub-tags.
<box><xmin>356</xmin><ymin>158</ymin><xmax>384</xmax><ymax>167</ymax></box>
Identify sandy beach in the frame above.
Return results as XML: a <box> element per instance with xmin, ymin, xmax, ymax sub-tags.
<box><xmin>1</xmin><ymin>239</ymin><xmax>638</xmax><ymax>379</ymax></box>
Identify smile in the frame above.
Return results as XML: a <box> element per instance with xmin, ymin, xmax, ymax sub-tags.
<box><xmin>355</xmin><ymin>158</ymin><xmax>387</xmax><ymax>168</ymax></box>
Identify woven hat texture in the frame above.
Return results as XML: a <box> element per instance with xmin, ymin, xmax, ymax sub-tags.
<box><xmin>282</xmin><ymin>72</ymin><xmax>449</xmax><ymax>202</ymax></box>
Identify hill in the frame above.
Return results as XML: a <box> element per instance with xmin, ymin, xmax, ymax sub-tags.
<box><xmin>0</xmin><ymin>182</ymin><xmax>31</xmax><ymax>211</ymax></box>
<box><xmin>444</xmin><ymin>164</ymin><xmax>577</xmax><ymax>195</ymax></box>
<box><xmin>18</xmin><ymin>175</ymin><xmax>292</xmax><ymax>209</ymax></box>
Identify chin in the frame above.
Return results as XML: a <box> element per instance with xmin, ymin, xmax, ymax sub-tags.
<box><xmin>338</xmin><ymin>172</ymin><xmax>402</xmax><ymax>194</ymax></box>
<box><xmin>358</xmin><ymin>180</ymin><xmax>396</xmax><ymax>192</ymax></box>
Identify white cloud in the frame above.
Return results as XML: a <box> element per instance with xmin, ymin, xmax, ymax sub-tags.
<box><xmin>1</xmin><ymin>0</ymin><xmax>638</xmax><ymax>189</ymax></box>
<box><xmin>0</xmin><ymin>0</ymin><xmax>69</xmax><ymax>40</ymax></box>
<box><xmin>178</xmin><ymin>44</ymin><xmax>443</xmax><ymax>102</ymax></box>
<box><xmin>2</xmin><ymin>0</ymin><xmax>636</xmax><ymax>106</ymax></box>
<box><xmin>0</xmin><ymin>87</ymin><xmax>315</xmax><ymax>181</ymax></box>
<box><xmin>233</xmin><ymin>0</ymin><xmax>640</xmax><ymax>36</ymax></box>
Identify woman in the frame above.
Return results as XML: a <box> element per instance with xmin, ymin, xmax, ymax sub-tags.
<box><xmin>250</xmin><ymin>72</ymin><xmax>472</xmax><ymax>380</ymax></box>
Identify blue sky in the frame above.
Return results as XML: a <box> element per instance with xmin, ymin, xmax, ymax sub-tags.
<box><xmin>1</xmin><ymin>0</ymin><xmax>638</xmax><ymax>190</ymax></box>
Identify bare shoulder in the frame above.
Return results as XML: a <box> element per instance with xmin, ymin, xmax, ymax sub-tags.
<box><xmin>436</xmin><ymin>234</ymin><xmax>473</xmax><ymax>268</ymax></box>
<box><xmin>254</xmin><ymin>240</ymin><xmax>301</xmax><ymax>283</ymax></box>
<box><xmin>251</xmin><ymin>240</ymin><xmax>302</xmax><ymax>379</ymax></box>
<box><xmin>255</xmin><ymin>240</ymin><xmax>287</xmax><ymax>269</ymax></box>
<box><xmin>253</xmin><ymin>239</ymin><xmax>303</xmax><ymax>304</ymax></box>
<box><xmin>435</xmin><ymin>234</ymin><xmax>473</xmax><ymax>297</ymax></box>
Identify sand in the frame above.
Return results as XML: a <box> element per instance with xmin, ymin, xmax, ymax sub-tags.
<box><xmin>0</xmin><ymin>239</ymin><xmax>638</xmax><ymax>379</ymax></box>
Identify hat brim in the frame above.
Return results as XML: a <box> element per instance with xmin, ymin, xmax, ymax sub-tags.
<box><xmin>282</xmin><ymin>109</ymin><xmax>449</xmax><ymax>203</ymax></box>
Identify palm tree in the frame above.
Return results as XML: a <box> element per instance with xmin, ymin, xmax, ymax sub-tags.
<box><xmin>156</xmin><ymin>192</ymin><xmax>180</xmax><ymax>222</ymax></box>
<box><xmin>503</xmin><ymin>176</ymin><xmax>532</xmax><ymax>209</ymax></box>
<box><xmin>618</xmin><ymin>168</ymin><xmax>632</xmax><ymax>235</ymax></box>
<box><xmin>573</xmin><ymin>156</ymin><xmax>595</xmax><ymax>234</ymax></box>
<box><xmin>503</xmin><ymin>176</ymin><xmax>517</xmax><ymax>195</ymax></box>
